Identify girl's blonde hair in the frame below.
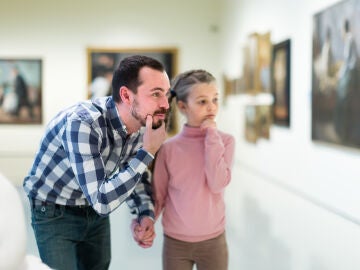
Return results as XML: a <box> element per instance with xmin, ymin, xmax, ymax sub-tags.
<box><xmin>170</xmin><ymin>69</ymin><xmax>216</xmax><ymax>103</ymax></box>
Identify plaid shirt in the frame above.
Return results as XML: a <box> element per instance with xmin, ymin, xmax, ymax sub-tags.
<box><xmin>23</xmin><ymin>96</ymin><xmax>154</xmax><ymax>218</ymax></box>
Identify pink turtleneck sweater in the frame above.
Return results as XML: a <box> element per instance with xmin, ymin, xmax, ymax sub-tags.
<box><xmin>153</xmin><ymin>125</ymin><xmax>235</xmax><ymax>242</ymax></box>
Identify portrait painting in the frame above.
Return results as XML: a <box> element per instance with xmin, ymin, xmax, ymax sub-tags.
<box><xmin>87</xmin><ymin>47</ymin><xmax>179</xmax><ymax>136</ymax></box>
<box><xmin>271</xmin><ymin>39</ymin><xmax>291</xmax><ymax>127</ymax></box>
<box><xmin>0</xmin><ymin>59</ymin><xmax>42</xmax><ymax>124</ymax></box>
<box><xmin>312</xmin><ymin>0</ymin><xmax>360</xmax><ymax>149</ymax></box>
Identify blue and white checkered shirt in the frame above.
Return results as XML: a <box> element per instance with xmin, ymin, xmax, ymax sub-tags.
<box><xmin>23</xmin><ymin>96</ymin><xmax>154</xmax><ymax>218</ymax></box>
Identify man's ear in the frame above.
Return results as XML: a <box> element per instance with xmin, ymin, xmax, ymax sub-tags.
<box><xmin>119</xmin><ymin>86</ymin><xmax>133</xmax><ymax>105</ymax></box>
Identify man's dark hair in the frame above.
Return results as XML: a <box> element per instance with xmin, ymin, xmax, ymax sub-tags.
<box><xmin>112</xmin><ymin>55</ymin><xmax>165</xmax><ymax>102</ymax></box>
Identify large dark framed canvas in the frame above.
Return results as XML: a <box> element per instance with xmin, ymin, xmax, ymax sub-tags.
<box><xmin>0</xmin><ymin>59</ymin><xmax>42</xmax><ymax>124</ymax></box>
<box><xmin>271</xmin><ymin>39</ymin><xmax>291</xmax><ymax>127</ymax></box>
<box><xmin>312</xmin><ymin>0</ymin><xmax>360</xmax><ymax>149</ymax></box>
<box><xmin>87</xmin><ymin>47</ymin><xmax>179</xmax><ymax>136</ymax></box>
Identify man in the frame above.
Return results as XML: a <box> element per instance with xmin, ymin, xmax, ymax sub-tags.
<box><xmin>23</xmin><ymin>55</ymin><xmax>170</xmax><ymax>269</ymax></box>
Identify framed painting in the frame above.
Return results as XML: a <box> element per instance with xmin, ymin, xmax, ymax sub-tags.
<box><xmin>87</xmin><ymin>47</ymin><xmax>179</xmax><ymax>136</ymax></box>
<box><xmin>271</xmin><ymin>39</ymin><xmax>291</xmax><ymax>127</ymax></box>
<box><xmin>257</xmin><ymin>105</ymin><xmax>272</xmax><ymax>139</ymax></box>
<box><xmin>244</xmin><ymin>105</ymin><xmax>272</xmax><ymax>143</ymax></box>
<box><xmin>245</xmin><ymin>105</ymin><xmax>258</xmax><ymax>143</ymax></box>
<box><xmin>0</xmin><ymin>59</ymin><xmax>42</xmax><ymax>124</ymax></box>
<box><xmin>312</xmin><ymin>0</ymin><xmax>360</xmax><ymax>149</ymax></box>
<box><xmin>243</xmin><ymin>32</ymin><xmax>272</xmax><ymax>94</ymax></box>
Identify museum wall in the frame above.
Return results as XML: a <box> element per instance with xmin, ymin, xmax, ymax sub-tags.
<box><xmin>2</xmin><ymin>0</ymin><xmax>360</xmax><ymax>268</ymax></box>
<box><xmin>218</xmin><ymin>0</ymin><xmax>360</xmax><ymax>269</ymax></box>
<box><xmin>0</xmin><ymin>0</ymin><xmax>222</xmax><ymax>185</ymax></box>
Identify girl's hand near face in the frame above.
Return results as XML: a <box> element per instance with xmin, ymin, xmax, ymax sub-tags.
<box><xmin>200</xmin><ymin>118</ymin><xmax>217</xmax><ymax>130</ymax></box>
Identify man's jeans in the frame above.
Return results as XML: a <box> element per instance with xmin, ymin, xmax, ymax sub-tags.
<box><xmin>30</xmin><ymin>199</ymin><xmax>111</xmax><ymax>270</ymax></box>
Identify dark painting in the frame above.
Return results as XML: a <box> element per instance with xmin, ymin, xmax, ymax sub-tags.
<box><xmin>312</xmin><ymin>0</ymin><xmax>360</xmax><ymax>149</ymax></box>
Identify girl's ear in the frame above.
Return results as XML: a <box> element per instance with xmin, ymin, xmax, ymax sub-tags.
<box><xmin>177</xmin><ymin>100</ymin><xmax>187</xmax><ymax>113</ymax></box>
<box><xmin>119</xmin><ymin>86</ymin><xmax>133</xmax><ymax>105</ymax></box>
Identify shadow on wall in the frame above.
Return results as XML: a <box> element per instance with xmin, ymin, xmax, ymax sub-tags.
<box><xmin>239</xmin><ymin>195</ymin><xmax>291</xmax><ymax>270</ymax></box>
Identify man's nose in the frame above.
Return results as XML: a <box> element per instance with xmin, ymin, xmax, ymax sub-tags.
<box><xmin>160</xmin><ymin>95</ymin><xmax>170</xmax><ymax>109</ymax></box>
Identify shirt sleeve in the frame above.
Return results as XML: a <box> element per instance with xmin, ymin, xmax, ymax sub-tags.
<box><xmin>62</xmin><ymin>119</ymin><xmax>154</xmax><ymax>216</ymax></box>
<box><xmin>152</xmin><ymin>146</ymin><xmax>169</xmax><ymax>220</ymax></box>
<box><xmin>126</xmin><ymin>168</ymin><xmax>155</xmax><ymax>221</ymax></box>
<box><xmin>204</xmin><ymin>128</ymin><xmax>235</xmax><ymax>193</ymax></box>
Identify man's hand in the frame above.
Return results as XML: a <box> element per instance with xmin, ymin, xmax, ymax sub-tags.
<box><xmin>143</xmin><ymin>115</ymin><xmax>167</xmax><ymax>156</ymax></box>
<box><xmin>131</xmin><ymin>217</ymin><xmax>156</xmax><ymax>248</ymax></box>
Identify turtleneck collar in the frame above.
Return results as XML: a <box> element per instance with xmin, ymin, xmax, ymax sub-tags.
<box><xmin>180</xmin><ymin>124</ymin><xmax>207</xmax><ymax>138</ymax></box>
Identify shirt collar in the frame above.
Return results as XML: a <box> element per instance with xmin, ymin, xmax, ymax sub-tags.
<box><xmin>105</xmin><ymin>97</ymin><xmax>128</xmax><ymax>137</ymax></box>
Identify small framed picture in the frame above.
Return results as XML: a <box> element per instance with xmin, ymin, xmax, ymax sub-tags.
<box><xmin>0</xmin><ymin>59</ymin><xmax>42</xmax><ymax>124</ymax></box>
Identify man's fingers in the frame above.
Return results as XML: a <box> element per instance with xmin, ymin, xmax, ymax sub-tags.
<box><xmin>145</xmin><ymin>114</ymin><xmax>153</xmax><ymax>129</ymax></box>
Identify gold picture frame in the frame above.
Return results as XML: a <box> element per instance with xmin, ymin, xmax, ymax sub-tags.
<box><xmin>243</xmin><ymin>32</ymin><xmax>272</xmax><ymax>94</ymax></box>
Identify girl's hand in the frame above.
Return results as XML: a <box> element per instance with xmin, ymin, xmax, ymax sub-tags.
<box><xmin>131</xmin><ymin>217</ymin><xmax>156</xmax><ymax>248</ymax></box>
<box><xmin>200</xmin><ymin>118</ymin><xmax>217</xmax><ymax>130</ymax></box>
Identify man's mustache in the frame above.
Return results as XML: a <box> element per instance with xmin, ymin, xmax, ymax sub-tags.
<box><xmin>153</xmin><ymin>109</ymin><xmax>169</xmax><ymax>115</ymax></box>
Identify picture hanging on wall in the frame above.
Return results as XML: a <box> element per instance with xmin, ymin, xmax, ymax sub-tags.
<box><xmin>271</xmin><ymin>39</ymin><xmax>291</xmax><ymax>127</ymax></box>
<box><xmin>0</xmin><ymin>59</ymin><xmax>42</xmax><ymax>124</ymax></box>
<box><xmin>245</xmin><ymin>105</ymin><xmax>258</xmax><ymax>143</ymax></box>
<box><xmin>257</xmin><ymin>105</ymin><xmax>272</xmax><ymax>139</ymax></box>
<box><xmin>243</xmin><ymin>32</ymin><xmax>272</xmax><ymax>94</ymax></box>
<box><xmin>244</xmin><ymin>105</ymin><xmax>272</xmax><ymax>143</ymax></box>
<box><xmin>87</xmin><ymin>47</ymin><xmax>179</xmax><ymax>136</ymax></box>
<box><xmin>312</xmin><ymin>0</ymin><xmax>360</xmax><ymax>149</ymax></box>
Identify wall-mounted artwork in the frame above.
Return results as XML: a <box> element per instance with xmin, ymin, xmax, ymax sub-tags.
<box><xmin>257</xmin><ymin>105</ymin><xmax>272</xmax><ymax>139</ymax></box>
<box><xmin>312</xmin><ymin>0</ymin><xmax>360</xmax><ymax>149</ymax></box>
<box><xmin>271</xmin><ymin>39</ymin><xmax>291</xmax><ymax>127</ymax></box>
<box><xmin>243</xmin><ymin>32</ymin><xmax>272</xmax><ymax>94</ymax></box>
<box><xmin>245</xmin><ymin>105</ymin><xmax>258</xmax><ymax>143</ymax></box>
<box><xmin>222</xmin><ymin>74</ymin><xmax>244</xmax><ymax>104</ymax></box>
<box><xmin>0</xmin><ymin>59</ymin><xmax>42</xmax><ymax>124</ymax></box>
<box><xmin>87</xmin><ymin>47</ymin><xmax>179</xmax><ymax>135</ymax></box>
<box><xmin>244</xmin><ymin>105</ymin><xmax>272</xmax><ymax>143</ymax></box>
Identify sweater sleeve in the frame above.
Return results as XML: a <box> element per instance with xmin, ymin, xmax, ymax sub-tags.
<box><xmin>152</xmin><ymin>146</ymin><xmax>169</xmax><ymax>220</ymax></box>
<box><xmin>204</xmin><ymin>128</ymin><xmax>235</xmax><ymax>193</ymax></box>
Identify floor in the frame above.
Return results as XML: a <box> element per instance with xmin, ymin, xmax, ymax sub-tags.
<box><xmin>18</xmin><ymin>187</ymin><xmax>240</xmax><ymax>269</ymax></box>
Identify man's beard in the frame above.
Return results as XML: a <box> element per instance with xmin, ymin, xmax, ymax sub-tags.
<box><xmin>130</xmin><ymin>99</ymin><xmax>167</xmax><ymax>129</ymax></box>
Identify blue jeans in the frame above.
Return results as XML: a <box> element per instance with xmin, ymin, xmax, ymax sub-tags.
<box><xmin>30</xmin><ymin>199</ymin><xmax>111</xmax><ymax>270</ymax></box>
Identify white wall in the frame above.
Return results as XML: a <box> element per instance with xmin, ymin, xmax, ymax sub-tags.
<box><xmin>0</xmin><ymin>0</ymin><xmax>223</xmax><ymax>185</ymax></box>
<box><xmin>219</xmin><ymin>0</ymin><xmax>360</xmax><ymax>269</ymax></box>
<box><xmin>3</xmin><ymin>0</ymin><xmax>360</xmax><ymax>269</ymax></box>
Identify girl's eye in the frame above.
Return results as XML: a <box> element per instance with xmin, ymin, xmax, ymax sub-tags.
<box><xmin>213</xmin><ymin>98</ymin><xmax>218</xmax><ymax>103</ymax></box>
<box><xmin>199</xmin><ymin>100</ymin><xmax>207</xmax><ymax>105</ymax></box>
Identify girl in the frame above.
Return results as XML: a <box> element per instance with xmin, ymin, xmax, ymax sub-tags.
<box><xmin>153</xmin><ymin>69</ymin><xmax>235</xmax><ymax>270</ymax></box>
